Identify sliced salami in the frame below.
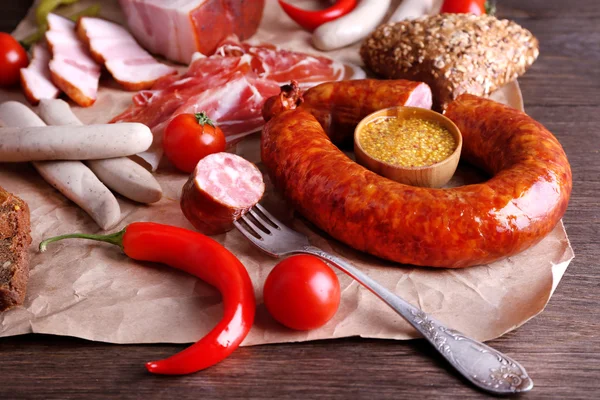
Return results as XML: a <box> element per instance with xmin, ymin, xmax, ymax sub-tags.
<box><xmin>180</xmin><ymin>152</ymin><xmax>265</xmax><ymax>235</ymax></box>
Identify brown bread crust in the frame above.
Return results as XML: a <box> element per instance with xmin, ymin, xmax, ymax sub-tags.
<box><xmin>0</xmin><ymin>186</ymin><xmax>32</xmax><ymax>311</ymax></box>
<box><xmin>360</xmin><ymin>14</ymin><xmax>539</xmax><ymax>111</ymax></box>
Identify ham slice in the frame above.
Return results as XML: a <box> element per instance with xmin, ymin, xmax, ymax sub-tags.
<box><xmin>111</xmin><ymin>37</ymin><xmax>358</xmax><ymax>170</ymax></box>
<box><xmin>76</xmin><ymin>17</ymin><xmax>177</xmax><ymax>91</ymax></box>
<box><xmin>19</xmin><ymin>44</ymin><xmax>60</xmax><ymax>105</ymax></box>
<box><xmin>118</xmin><ymin>0</ymin><xmax>265</xmax><ymax>64</ymax></box>
<box><xmin>46</xmin><ymin>14</ymin><xmax>101</xmax><ymax>107</ymax></box>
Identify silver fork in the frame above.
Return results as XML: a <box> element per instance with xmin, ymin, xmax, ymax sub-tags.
<box><xmin>234</xmin><ymin>204</ymin><xmax>534</xmax><ymax>395</ymax></box>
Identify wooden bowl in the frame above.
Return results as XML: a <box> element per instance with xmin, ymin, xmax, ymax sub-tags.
<box><xmin>354</xmin><ymin>107</ymin><xmax>463</xmax><ymax>188</ymax></box>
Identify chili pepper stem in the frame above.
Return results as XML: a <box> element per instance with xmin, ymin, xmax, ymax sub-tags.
<box><xmin>39</xmin><ymin>228</ymin><xmax>126</xmax><ymax>253</ymax></box>
<box><xmin>485</xmin><ymin>0</ymin><xmax>496</xmax><ymax>15</ymax></box>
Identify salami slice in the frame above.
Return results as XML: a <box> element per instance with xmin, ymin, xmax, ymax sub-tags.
<box><xmin>180</xmin><ymin>153</ymin><xmax>265</xmax><ymax>235</ymax></box>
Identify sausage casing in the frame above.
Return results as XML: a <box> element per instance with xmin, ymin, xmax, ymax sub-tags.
<box><xmin>261</xmin><ymin>82</ymin><xmax>572</xmax><ymax>268</ymax></box>
<box><xmin>180</xmin><ymin>153</ymin><xmax>265</xmax><ymax>235</ymax></box>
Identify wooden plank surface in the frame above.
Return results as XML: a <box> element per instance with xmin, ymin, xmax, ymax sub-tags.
<box><xmin>1</xmin><ymin>0</ymin><xmax>599</xmax><ymax>398</ymax></box>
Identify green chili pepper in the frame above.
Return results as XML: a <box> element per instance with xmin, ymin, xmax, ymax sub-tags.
<box><xmin>35</xmin><ymin>0</ymin><xmax>80</xmax><ymax>27</ymax></box>
<box><xmin>21</xmin><ymin>4</ymin><xmax>101</xmax><ymax>50</ymax></box>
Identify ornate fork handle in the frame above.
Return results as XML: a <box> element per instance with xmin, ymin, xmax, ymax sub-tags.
<box><xmin>301</xmin><ymin>245</ymin><xmax>534</xmax><ymax>395</ymax></box>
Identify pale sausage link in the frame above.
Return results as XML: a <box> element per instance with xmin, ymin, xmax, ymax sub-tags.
<box><xmin>37</xmin><ymin>99</ymin><xmax>163</xmax><ymax>204</ymax></box>
<box><xmin>0</xmin><ymin>101</ymin><xmax>120</xmax><ymax>230</ymax></box>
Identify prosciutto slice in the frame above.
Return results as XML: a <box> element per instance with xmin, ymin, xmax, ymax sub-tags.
<box><xmin>46</xmin><ymin>14</ymin><xmax>101</xmax><ymax>107</ymax></box>
<box><xmin>216</xmin><ymin>39</ymin><xmax>346</xmax><ymax>87</ymax></box>
<box><xmin>118</xmin><ymin>0</ymin><xmax>265</xmax><ymax>64</ymax></box>
<box><xmin>111</xmin><ymin>37</ymin><xmax>357</xmax><ymax>170</ymax></box>
<box><xmin>76</xmin><ymin>17</ymin><xmax>177</xmax><ymax>91</ymax></box>
<box><xmin>19</xmin><ymin>44</ymin><xmax>60</xmax><ymax>105</ymax></box>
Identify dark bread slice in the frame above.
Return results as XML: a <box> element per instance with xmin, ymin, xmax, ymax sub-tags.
<box><xmin>0</xmin><ymin>186</ymin><xmax>31</xmax><ymax>311</ymax></box>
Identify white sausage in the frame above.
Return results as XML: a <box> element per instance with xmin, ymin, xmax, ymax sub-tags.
<box><xmin>38</xmin><ymin>99</ymin><xmax>163</xmax><ymax>204</ymax></box>
<box><xmin>0</xmin><ymin>122</ymin><xmax>152</xmax><ymax>162</ymax></box>
<box><xmin>312</xmin><ymin>0</ymin><xmax>391</xmax><ymax>51</ymax></box>
<box><xmin>35</xmin><ymin>160</ymin><xmax>122</xmax><ymax>229</ymax></box>
<box><xmin>37</xmin><ymin>99</ymin><xmax>82</xmax><ymax>126</ymax></box>
<box><xmin>388</xmin><ymin>0</ymin><xmax>440</xmax><ymax>22</ymax></box>
<box><xmin>86</xmin><ymin>158</ymin><xmax>162</xmax><ymax>204</ymax></box>
<box><xmin>0</xmin><ymin>101</ymin><xmax>120</xmax><ymax>230</ymax></box>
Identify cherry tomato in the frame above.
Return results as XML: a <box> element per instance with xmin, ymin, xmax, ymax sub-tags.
<box><xmin>0</xmin><ymin>33</ymin><xmax>29</xmax><ymax>87</ymax></box>
<box><xmin>163</xmin><ymin>112</ymin><xmax>226</xmax><ymax>173</ymax></box>
<box><xmin>263</xmin><ymin>255</ymin><xmax>341</xmax><ymax>331</ymax></box>
<box><xmin>441</xmin><ymin>0</ymin><xmax>486</xmax><ymax>15</ymax></box>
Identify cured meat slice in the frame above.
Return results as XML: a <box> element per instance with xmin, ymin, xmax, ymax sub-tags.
<box><xmin>118</xmin><ymin>0</ymin><xmax>265</xmax><ymax>64</ymax></box>
<box><xmin>181</xmin><ymin>152</ymin><xmax>265</xmax><ymax>235</ymax></box>
<box><xmin>46</xmin><ymin>14</ymin><xmax>101</xmax><ymax>107</ymax></box>
<box><xmin>111</xmin><ymin>37</ymin><xmax>355</xmax><ymax>169</ymax></box>
<box><xmin>19</xmin><ymin>44</ymin><xmax>60</xmax><ymax>105</ymax></box>
<box><xmin>114</xmin><ymin>56</ymin><xmax>249</xmax><ymax>127</ymax></box>
<box><xmin>153</xmin><ymin>74</ymin><xmax>280</xmax><ymax>142</ymax></box>
<box><xmin>76</xmin><ymin>17</ymin><xmax>177</xmax><ymax>91</ymax></box>
<box><xmin>216</xmin><ymin>39</ymin><xmax>346</xmax><ymax>86</ymax></box>
<box><xmin>132</xmin><ymin>73</ymin><xmax>279</xmax><ymax>169</ymax></box>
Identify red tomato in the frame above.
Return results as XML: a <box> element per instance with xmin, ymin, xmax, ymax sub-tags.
<box><xmin>263</xmin><ymin>255</ymin><xmax>341</xmax><ymax>331</ymax></box>
<box><xmin>441</xmin><ymin>0</ymin><xmax>486</xmax><ymax>15</ymax></box>
<box><xmin>163</xmin><ymin>112</ymin><xmax>226</xmax><ymax>173</ymax></box>
<box><xmin>0</xmin><ymin>33</ymin><xmax>28</xmax><ymax>87</ymax></box>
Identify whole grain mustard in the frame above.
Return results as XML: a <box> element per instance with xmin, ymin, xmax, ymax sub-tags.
<box><xmin>360</xmin><ymin>117</ymin><xmax>456</xmax><ymax>167</ymax></box>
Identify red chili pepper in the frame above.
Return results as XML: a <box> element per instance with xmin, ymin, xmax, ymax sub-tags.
<box><xmin>440</xmin><ymin>0</ymin><xmax>489</xmax><ymax>15</ymax></box>
<box><xmin>39</xmin><ymin>222</ymin><xmax>256</xmax><ymax>375</ymax></box>
<box><xmin>278</xmin><ymin>0</ymin><xmax>357</xmax><ymax>32</ymax></box>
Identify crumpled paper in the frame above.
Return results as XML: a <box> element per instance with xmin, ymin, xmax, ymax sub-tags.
<box><xmin>0</xmin><ymin>0</ymin><xmax>573</xmax><ymax>345</ymax></box>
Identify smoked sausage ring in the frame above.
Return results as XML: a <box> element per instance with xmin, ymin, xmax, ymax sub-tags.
<box><xmin>261</xmin><ymin>80</ymin><xmax>572</xmax><ymax>268</ymax></box>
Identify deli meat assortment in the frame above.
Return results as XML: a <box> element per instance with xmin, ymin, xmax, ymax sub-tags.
<box><xmin>111</xmin><ymin>36</ymin><xmax>353</xmax><ymax>169</ymax></box>
<box><xmin>0</xmin><ymin>0</ymin><xmax>574</xmax><ymax>387</ymax></box>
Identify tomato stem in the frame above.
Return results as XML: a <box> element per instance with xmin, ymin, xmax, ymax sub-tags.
<box><xmin>195</xmin><ymin>112</ymin><xmax>215</xmax><ymax>128</ymax></box>
<box><xmin>39</xmin><ymin>228</ymin><xmax>126</xmax><ymax>252</ymax></box>
<box><xmin>485</xmin><ymin>0</ymin><xmax>496</xmax><ymax>15</ymax></box>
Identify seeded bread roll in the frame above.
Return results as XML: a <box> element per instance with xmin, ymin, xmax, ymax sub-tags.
<box><xmin>0</xmin><ymin>186</ymin><xmax>31</xmax><ymax>311</ymax></box>
<box><xmin>360</xmin><ymin>14</ymin><xmax>539</xmax><ymax>111</ymax></box>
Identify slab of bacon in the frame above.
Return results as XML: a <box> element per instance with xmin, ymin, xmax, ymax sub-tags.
<box><xmin>118</xmin><ymin>0</ymin><xmax>265</xmax><ymax>64</ymax></box>
<box><xmin>76</xmin><ymin>17</ymin><xmax>178</xmax><ymax>91</ymax></box>
<box><xmin>19</xmin><ymin>44</ymin><xmax>60</xmax><ymax>105</ymax></box>
<box><xmin>111</xmin><ymin>37</ymin><xmax>360</xmax><ymax>170</ymax></box>
<box><xmin>45</xmin><ymin>14</ymin><xmax>101</xmax><ymax>107</ymax></box>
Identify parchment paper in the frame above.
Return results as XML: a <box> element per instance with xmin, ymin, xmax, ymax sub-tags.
<box><xmin>0</xmin><ymin>0</ymin><xmax>573</xmax><ymax>345</ymax></box>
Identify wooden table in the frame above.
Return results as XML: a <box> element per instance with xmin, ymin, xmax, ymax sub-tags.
<box><xmin>1</xmin><ymin>1</ymin><xmax>599</xmax><ymax>398</ymax></box>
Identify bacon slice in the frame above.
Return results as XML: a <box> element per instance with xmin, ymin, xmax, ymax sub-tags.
<box><xmin>19</xmin><ymin>44</ymin><xmax>60</xmax><ymax>105</ymax></box>
<box><xmin>111</xmin><ymin>37</ymin><xmax>355</xmax><ymax>170</ymax></box>
<box><xmin>118</xmin><ymin>0</ymin><xmax>265</xmax><ymax>64</ymax></box>
<box><xmin>76</xmin><ymin>17</ymin><xmax>177</xmax><ymax>91</ymax></box>
<box><xmin>46</xmin><ymin>13</ymin><xmax>101</xmax><ymax>107</ymax></box>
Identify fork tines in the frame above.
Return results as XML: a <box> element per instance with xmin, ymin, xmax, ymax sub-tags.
<box><xmin>235</xmin><ymin>204</ymin><xmax>278</xmax><ymax>240</ymax></box>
